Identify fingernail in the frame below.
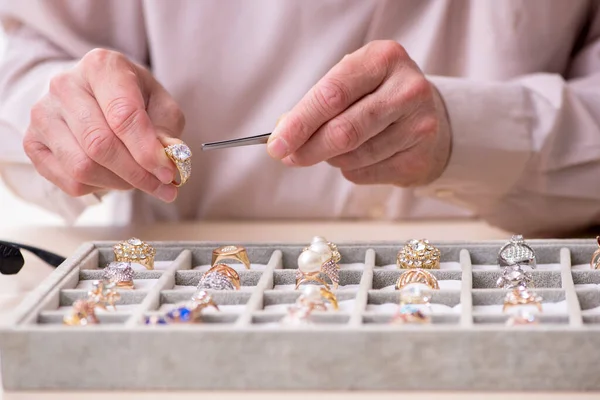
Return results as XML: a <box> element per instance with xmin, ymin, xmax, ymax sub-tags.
<box><xmin>268</xmin><ymin>112</ymin><xmax>288</xmax><ymax>144</ymax></box>
<box><xmin>267</xmin><ymin>137</ymin><xmax>288</xmax><ymax>159</ymax></box>
<box><xmin>155</xmin><ymin>184</ymin><xmax>177</xmax><ymax>203</ymax></box>
<box><xmin>155</xmin><ymin>167</ymin><xmax>174</xmax><ymax>185</ymax></box>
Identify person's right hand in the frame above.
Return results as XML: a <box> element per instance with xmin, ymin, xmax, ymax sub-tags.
<box><xmin>23</xmin><ymin>48</ymin><xmax>186</xmax><ymax>202</ymax></box>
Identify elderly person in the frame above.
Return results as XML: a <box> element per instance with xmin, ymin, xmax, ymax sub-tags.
<box><xmin>0</xmin><ymin>0</ymin><xmax>598</xmax><ymax>236</ymax></box>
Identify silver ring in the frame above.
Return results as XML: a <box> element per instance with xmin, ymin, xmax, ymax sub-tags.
<box><xmin>196</xmin><ymin>264</ymin><xmax>240</xmax><ymax>291</ymax></box>
<box><xmin>498</xmin><ymin>235</ymin><xmax>536</xmax><ymax>269</ymax></box>
<box><xmin>496</xmin><ymin>265</ymin><xmax>533</xmax><ymax>289</ymax></box>
<box><xmin>103</xmin><ymin>262</ymin><xmax>135</xmax><ymax>289</ymax></box>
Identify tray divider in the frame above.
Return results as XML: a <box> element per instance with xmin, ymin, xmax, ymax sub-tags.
<box><xmin>348</xmin><ymin>248</ymin><xmax>375</xmax><ymax>327</ymax></box>
<box><xmin>235</xmin><ymin>250</ymin><xmax>282</xmax><ymax>327</ymax></box>
<box><xmin>559</xmin><ymin>247</ymin><xmax>583</xmax><ymax>327</ymax></box>
<box><xmin>459</xmin><ymin>249</ymin><xmax>473</xmax><ymax>327</ymax></box>
<box><xmin>124</xmin><ymin>249</ymin><xmax>191</xmax><ymax>327</ymax></box>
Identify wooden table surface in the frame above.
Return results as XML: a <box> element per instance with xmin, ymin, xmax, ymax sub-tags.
<box><xmin>0</xmin><ymin>220</ymin><xmax>593</xmax><ymax>399</ymax></box>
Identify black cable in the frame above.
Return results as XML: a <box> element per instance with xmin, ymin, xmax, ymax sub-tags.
<box><xmin>0</xmin><ymin>240</ymin><xmax>66</xmax><ymax>275</ymax></box>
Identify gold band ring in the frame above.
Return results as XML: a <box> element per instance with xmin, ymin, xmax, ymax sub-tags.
<box><xmin>212</xmin><ymin>245</ymin><xmax>251</xmax><ymax>270</ymax></box>
<box><xmin>395</xmin><ymin>269</ymin><xmax>440</xmax><ymax>291</ymax></box>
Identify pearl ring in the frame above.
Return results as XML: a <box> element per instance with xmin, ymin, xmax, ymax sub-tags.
<box><xmin>295</xmin><ymin>236</ymin><xmax>341</xmax><ymax>290</ymax></box>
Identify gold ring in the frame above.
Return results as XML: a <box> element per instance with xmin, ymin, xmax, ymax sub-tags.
<box><xmin>87</xmin><ymin>279</ymin><xmax>120</xmax><ymax>311</ymax></box>
<box><xmin>103</xmin><ymin>261</ymin><xmax>135</xmax><ymax>289</ymax></box>
<box><xmin>164</xmin><ymin>142</ymin><xmax>192</xmax><ymax>187</ymax></box>
<box><xmin>502</xmin><ymin>287</ymin><xmax>543</xmax><ymax>313</ymax></box>
<box><xmin>296</xmin><ymin>236</ymin><xmax>341</xmax><ymax>290</ymax></box>
<box><xmin>591</xmin><ymin>236</ymin><xmax>600</xmax><ymax>269</ymax></box>
<box><xmin>113</xmin><ymin>237</ymin><xmax>156</xmax><ymax>270</ymax></box>
<box><xmin>395</xmin><ymin>269</ymin><xmax>439</xmax><ymax>290</ymax></box>
<box><xmin>212</xmin><ymin>245</ymin><xmax>250</xmax><ymax>270</ymax></box>
<box><xmin>63</xmin><ymin>298</ymin><xmax>99</xmax><ymax>326</ymax></box>
<box><xmin>296</xmin><ymin>285</ymin><xmax>339</xmax><ymax>311</ymax></box>
<box><xmin>396</xmin><ymin>239</ymin><xmax>441</xmax><ymax>269</ymax></box>
<box><xmin>197</xmin><ymin>264</ymin><xmax>241</xmax><ymax>290</ymax></box>
<box><xmin>64</xmin><ymin>279</ymin><xmax>120</xmax><ymax>326</ymax></box>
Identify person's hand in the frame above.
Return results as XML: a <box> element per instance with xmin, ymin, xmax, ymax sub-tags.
<box><xmin>23</xmin><ymin>48</ymin><xmax>185</xmax><ymax>202</ymax></box>
<box><xmin>267</xmin><ymin>40</ymin><xmax>451</xmax><ymax>187</ymax></box>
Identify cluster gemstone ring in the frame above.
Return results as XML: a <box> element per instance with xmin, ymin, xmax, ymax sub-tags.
<box><xmin>296</xmin><ymin>236</ymin><xmax>341</xmax><ymax>290</ymax></box>
<box><xmin>145</xmin><ymin>290</ymin><xmax>219</xmax><ymax>325</ymax></box>
<box><xmin>503</xmin><ymin>286</ymin><xmax>543</xmax><ymax>313</ymax></box>
<box><xmin>164</xmin><ymin>142</ymin><xmax>192</xmax><ymax>187</ymax></box>
<box><xmin>103</xmin><ymin>261</ymin><xmax>135</xmax><ymax>289</ymax></box>
<box><xmin>113</xmin><ymin>237</ymin><xmax>156</xmax><ymax>270</ymax></box>
<box><xmin>212</xmin><ymin>245</ymin><xmax>250</xmax><ymax>270</ymax></box>
<box><xmin>197</xmin><ymin>264</ymin><xmax>241</xmax><ymax>291</ymax></box>
<box><xmin>63</xmin><ymin>279</ymin><xmax>121</xmax><ymax>326</ymax></box>
<box><xmin>396</xmin><ymin>239</ymin><xmax>441</xmax><ymax>269</ymax></box>
<box><xmin>63</xmin><ymin>298</ymin><xmax>99</xmax><ymax>326</ymax></box>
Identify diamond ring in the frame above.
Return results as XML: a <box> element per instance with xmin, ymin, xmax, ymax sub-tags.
<box><xmin>396</xmin><ymin>239</ymin><xmax>441</xmax><ymax>269</ymax></box>
<box><xmin>395</xmin><ymin>268</ymin><xmax>440</xmax><ymax>290</ymax></box>
<box><xmin>503</xmin><ymin>286</ymin><xmax>543</xmax><ymax>313</ymax></box>
<box><xmin>196</xmin><ymin>264</ymin><xmax>241</xmax><ymax>291</ymax></box>
<box><xmin>498</xmin><ymin>235</ymin><xmax>536</xmax><ymax>269</ymax></box>
<box><xmin>496</xmin><ymin>264</ymin><xmax>533</xmax><ymax>289</ymax></box>
<box><xmin>295</xmin><ymin>236</ymin><xmax>341</xmax><ymax>290</ymax></box>
<box><xmin>212</xmin><ymin>245</ymin><xmax>251</xmax><ymax>270</ymax></box>
<box><xmin>103</xmin><ymin>261</ymin><xmax>135</xmax><ymax>289</ymax></box>
<box><xmin>113</xmin><ymin>237</ymin><xmax>156</xmax><ymax>270</ymax></box>
<box><xmin>164</xmin><ymin>142</ymin><xmax>192</xmax><ymax>187</ymax></box>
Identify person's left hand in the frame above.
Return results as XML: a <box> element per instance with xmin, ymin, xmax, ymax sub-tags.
<box><xmin>267</xmin><ymin>40</ymin><xmax>452</xmax><ymax>187</ymax></box>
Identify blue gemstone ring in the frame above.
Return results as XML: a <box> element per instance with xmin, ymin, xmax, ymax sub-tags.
<box><xmin>144</xmin><ymin>291</ymin><xmax>219</xmax><ymax>325</ymax></box>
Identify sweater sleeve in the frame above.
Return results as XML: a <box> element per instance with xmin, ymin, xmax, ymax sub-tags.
<box><xmin>0</xmin><ymin>0</ymin><xmax>147</xmax><ymax>223</ymax></box>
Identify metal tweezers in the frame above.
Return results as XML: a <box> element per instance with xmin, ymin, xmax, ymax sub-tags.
<box><xmin>201</xmin><ymin>133</ymin><xmax>271</xmax><ymax>151</ymax></box>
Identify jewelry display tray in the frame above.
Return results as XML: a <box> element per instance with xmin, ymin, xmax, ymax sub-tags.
<box><xmin>2</xmin><ymin>239</ymin><xmax>600</xmax><ymax>391</ymax></box>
